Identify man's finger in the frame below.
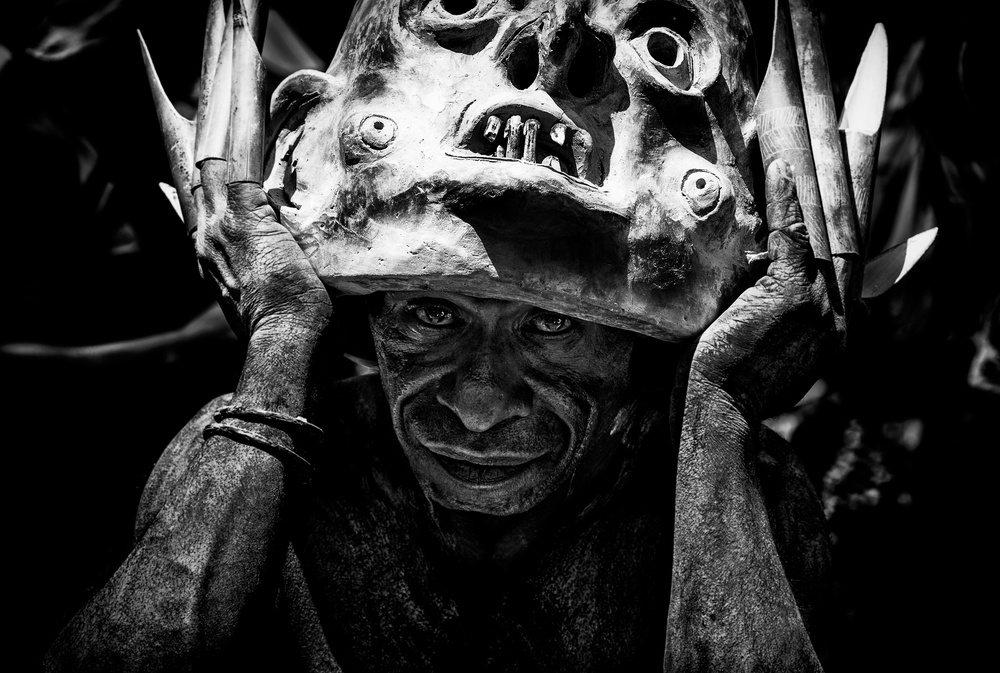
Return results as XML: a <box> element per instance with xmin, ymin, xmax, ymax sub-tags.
<box><xmin>766</xmin><ymin>223</ymin><xmax>811</xmax><ymax>274</ymax></box>
<box><xmin>765</xmin><ymin>159</ymin><xmax>804</xmax><ymax>232</ymax></box>
<box><xmin>752</xmin><ymin>158</ymin><xmax>813</xmax><ymax>287</ymax></box>
<box><xmin>198</xmin><ymin>159</ymin><xmax>230</xmax><ymax>225</ymax></box>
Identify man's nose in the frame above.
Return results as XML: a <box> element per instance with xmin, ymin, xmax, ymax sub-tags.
<box><xmin>435</xmin><ymin>352</ymin><xmax>532</xmax><ymax>433</ymax></box>
<box><xmin>501</xmin><ymin>1</ymin><xmax>615</xmax><ymax>99</ymax></box>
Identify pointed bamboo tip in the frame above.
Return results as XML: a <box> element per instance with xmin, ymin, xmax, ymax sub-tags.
<box><xmin>137</xmin><ymin>29</ymin><xmax>154</xmax><ymax>71</ymax></box>
<box><xmin>138</xmin><ymin>30</ymin><xmax>183</xmax><ymax>123</ymax></box>
<box><xmin>841</xmin><ymin>23</ymin><xmax>889</xmax><ymax>135</ymax></box>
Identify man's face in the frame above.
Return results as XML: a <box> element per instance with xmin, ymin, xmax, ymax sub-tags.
<box><xmin>271</xmin><ymin>0</ymin><xmax>761</xmax><ymax>341</ymax></box>
<box><xmin>369</xmin><ymin>291</ymin><xmax>637</xmax><ymax>515</ymax></box>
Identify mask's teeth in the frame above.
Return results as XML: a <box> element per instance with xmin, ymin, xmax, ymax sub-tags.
<box><xmin>504</xmin><ymin>115</ymin><xmax>523</xmax><ymax>160</ymax></box>
<box><xmin>541</xmin><ymin>155</ymin><xmax>562</xmax><ymax>172</ymax></box>
<box><xmin>522</xmin><ymin>118</ymin><xmax>540</xmax><ymax>163</ymax></box>
<box><xmin>483</xmin><ymin>115</ymin><xmax>502</xmax><ymax>144</ymax></box>
<box><xmin>550</xmin><ymin>123</ymin><xmax>567</xmax><ymax>146</ymax></box>
<box><xmin>572</xmin><ymin>128</ymin><xmax>592</xmax><ymax>181</ymax></box>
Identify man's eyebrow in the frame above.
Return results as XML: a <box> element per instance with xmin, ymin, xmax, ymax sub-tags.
<box><xmin>402</xmin><ymin>296</ymin><xmax>458</xmax><ymax>306</ymax></box>
<box><xmin>390</xmin><ymin>293</ymin><xmax>466</xmax><ymax>310</ymax></box>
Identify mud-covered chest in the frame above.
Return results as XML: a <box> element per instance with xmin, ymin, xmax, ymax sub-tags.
<box><xmin>280</xmin><ymin>489</ymin><xmax>671</xmax><ymax>672</ymax></box>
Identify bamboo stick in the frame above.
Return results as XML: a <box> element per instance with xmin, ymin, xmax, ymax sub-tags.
<box><xmin>193</xmin><ymin>0</ymin><xmax>227</xmax><ymax>189</ymax></box>
<box><xmin>753</xmin><ymin>0</ymin><xmax>831</xmax><ymax>262</ymax></box>
<box><xmin>788</xmin><ymin>0</ymin><xmax>862</xmax><ymax>316</ymax></box>
<box><xmin>196</xmin><ymin>1</ymin><xmax>234</xmax><ymax>168</ymax></box>
<box><xmin>227</xmin><ymin>0</ymin><xmax>267</xmax><ymax>185</ymax></box>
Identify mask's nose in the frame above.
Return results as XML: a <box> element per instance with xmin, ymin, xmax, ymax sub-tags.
<box><xmin>435</xmin><ymin>348</ymin><xmax>532</xmax><ymax>433</ymax></box>
<box><xmin>501</xmin><ymin>1</ymin><xmax>615</xmax><ymax>99</ymax></box>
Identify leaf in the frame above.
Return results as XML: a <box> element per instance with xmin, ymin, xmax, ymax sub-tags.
<box><xmin>861</xmin><ymin>228</ymin><xmax>938</xmax><ymax>298</ymax></box>
<box><xmin>158</xmin><ymin>182</ymin><xmax>183</xmax><ymax>221</ymax></box>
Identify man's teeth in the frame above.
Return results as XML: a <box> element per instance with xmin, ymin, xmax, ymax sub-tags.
<box><xmin>481</xmin><ymin>115</ymin><xmax>584</xmax><ymax>177</ymax></box>
<box><xmin>571</xmin><ymin>128</ymin><xmax>592</xmax><ymax>182</ymax></box>
<box><xmin>523</xmin><ymin>118</ymin><xmax>540</xmax><ymax>164</ymax></box>
<box><xmin>541</xmin><ymin>155</ymin><xmax>562</xmax><ymax>171</ymax></box>
<box><xmin>484</xmin><ymin>115</ymin><xmax>502</xmax><ymax>143</ymax></box>
<box><xmin>550</xmin><ymin>123</ymin><xmax>566</xmax><ymax>146</ymax></box>
<box><xmin>504</xmin><ymin>115</ymin><xmax>523</xmax><ymax>160</ymax></box>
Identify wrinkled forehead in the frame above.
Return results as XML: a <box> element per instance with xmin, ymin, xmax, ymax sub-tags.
<box><xmin>330</xmin><ymin>0</ymin><xmax>753</xmax><ymax>74</ymax></box>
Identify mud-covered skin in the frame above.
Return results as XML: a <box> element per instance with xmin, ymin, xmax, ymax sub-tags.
<box><xmin>267</xmin><ymin>0</ymin><xmax>763</xmax><ymax>340</ymax></box>
<box><xmin>369</xmin><ymin>291</ymin><xmax>639</xmax><ymax>516</ymax></box>
<box><xmin>294</xmin><ymin>374</ymin><xmax>676</xmax><ymax>673</ymax></box>
<box><xmin>46</xmin><ymin>374</ymin><xmax>825</xmax><ymax>673</ymax></box>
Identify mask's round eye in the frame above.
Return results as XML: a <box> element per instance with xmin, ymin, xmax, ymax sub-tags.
<box><xmin>414</xmin><ymin>305</ymin><xmax>457</xmax><ymax>326</ymax></box>
<box><xmin>639</xmin><ymin>28</ymin><xmax>692</xmax><ymax>90</ymax></box>
<box><xmin>527</xmin><ymin>312</ymin><xmax>574</xmax><ymax>334</ymax></box>
<box><xmin>682</xmin><ymin>170</ymin><xmax>722</xmax><ymax>216</ymax></box>
<box><xmin>359</xmin><ymin>115</ymin><xmax>397</xmax><ymax>150</ymax></box>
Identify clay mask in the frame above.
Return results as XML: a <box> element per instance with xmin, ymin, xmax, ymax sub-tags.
<box><xmin>266</xmin><ymin>0</ymin><xmax>762</xmax><ymax>341</ymax></box>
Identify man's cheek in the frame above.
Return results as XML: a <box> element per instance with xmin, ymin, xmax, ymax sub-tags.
<box><xmin>382</xmin><ymin>359</ymin><xmax>450</xmax><ymax>431</ymax></box>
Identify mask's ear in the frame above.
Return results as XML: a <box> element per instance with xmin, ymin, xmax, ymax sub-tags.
<box><xmin>264</xmin><ymin>69</ymin><xmax>340</xmax><ymax>183</ymax></box>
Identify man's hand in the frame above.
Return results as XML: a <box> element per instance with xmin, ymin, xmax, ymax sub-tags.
<box><xmin>690</xmin><ymin>158</ymin><xmax>844</xmax><ymax>422</ymax></box>
<box><xmin>195</xmin><ymin>163</ymin><xmax>332</xmax><ymax>340</ymax></box>
<box><xmin>188</xmin><ymin>0</ymin><xmax>330</xmax><ymax>343</ymax></box>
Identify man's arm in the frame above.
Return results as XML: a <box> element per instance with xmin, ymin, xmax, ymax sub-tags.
<box><xmin>665</xmin><ymin>377</ymin><xmax>825</xmax><ymax>672</ymax></box>
<box><xmin>44</xmin><ymin>325</ymin><xmax>324</xmax><ymax>672</ymax></box>
<box><xmin>664</xmin><ymin>160</ymin><xmax>840</xmax><ymax>671</ymax></box>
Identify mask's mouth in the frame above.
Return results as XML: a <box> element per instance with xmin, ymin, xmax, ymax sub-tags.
<box><xmin>454</xmin><ymin>104</ymin><xmax>595</xmax><ymax>185</ymax></box>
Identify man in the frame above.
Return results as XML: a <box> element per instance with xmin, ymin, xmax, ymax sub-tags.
<box><xmin>47</xmin><ymin>0</ymin><xmax>838</xmax><ymax>670</ymax></box>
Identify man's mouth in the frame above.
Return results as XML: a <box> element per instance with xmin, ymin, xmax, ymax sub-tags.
<box><xmin>432</xmin><ymin>453</ymin><xmax>536</xmax><ymax>485</ymax></box>
<box><xmin>419</xmin><ymin>438</ymin><xmax>550</xmax><ymax>487</ymax></box>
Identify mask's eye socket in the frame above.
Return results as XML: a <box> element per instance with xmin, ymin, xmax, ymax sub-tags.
<box><xmin>409</xmin><ymin>0</ymin><xmax>501</xmax><ymax>53</ymax></box>
<box><xmin>637</xmin><ymin>28</ymin><xmax>692</xmax><ymax>90</ymax></box>
<box><xmin>525</xmin><ymin>312</ymin><xmax>574</xmax><ymax>335</ymax></box>
<box><xmin>438</xmin><ymin>0</ymin><xmax>478</xmax><ymax>15</ymax></box>
<box><xmin>414</xmin><ymin>304</ymin><xmax>458</xmax><ymax>327</ymax></box>
<box><xmin>419</xmin><ymin>0</ymin><xmax>498</xmax><ymax>21</ymax></box>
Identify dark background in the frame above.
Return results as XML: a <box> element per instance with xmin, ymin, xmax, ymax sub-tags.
<box><xmin>1</xmin><ymin>1</ymin><xmax>994</xmax><ymax>670</ymax></box>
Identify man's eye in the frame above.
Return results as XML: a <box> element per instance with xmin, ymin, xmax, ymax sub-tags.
<box><xmin>414</xmin><ymin>305</ymin><xmax>457</xmax><ymax>326</ymax></box>
<box><xmin>527</xmin><ymin>312</ymin><xmax>574</xmax><ymax>334</ymax></box>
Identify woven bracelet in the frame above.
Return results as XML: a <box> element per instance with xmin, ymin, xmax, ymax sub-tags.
<box><xmin>213</xmin><ymin>405</ymin><xmax>325</xmax><ymax>445</ymax></box>
<box><xmin>203</xmin><ymin>422</ymin><xmax>314</xmax><ymax>476</ymax></box>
